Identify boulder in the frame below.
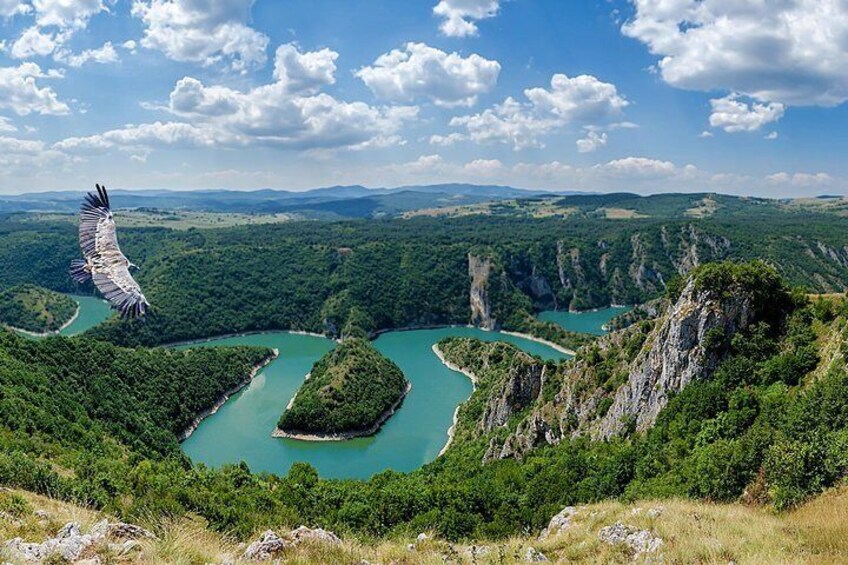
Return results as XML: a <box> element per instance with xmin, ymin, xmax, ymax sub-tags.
<box><xmin>540</xmin><ymin>506</ymin><xmax>577</xmax><ymax>538</ymax></box>
<box><xmin>598</xmin><ymin>522</ymin><xmax>663</xmax><ymax>555</ymax></box>
<box><xmin>289</xmin><ymin>525</ymin><xmax>342</xmax><ymax>546</ymax></box>
<box><xmin>243</xmin><ymin>530</ymin><xmax>287</xmax><ymax>561</ymax></box>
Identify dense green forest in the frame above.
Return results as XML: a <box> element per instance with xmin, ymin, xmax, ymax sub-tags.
<box><xmin>1</xmin><ymin>263</ymin><xmax>848</xmax><ymax>542</ymax></box>
<box><xmin>3</xmin><ymin>205</ymin><xmax>848</xmax><ymax>348</ymax></box>
<box><xmin>277</xmin><ymin>337</ymin><xmax>409</xmax><ymax>436</ymax></box>
<box><xmin>0</xmin><ymin>284</ymin><xmax>78</xmax><ymax>333</ymax></box>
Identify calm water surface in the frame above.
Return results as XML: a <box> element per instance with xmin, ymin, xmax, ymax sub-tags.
<box><xmin>538</xmin><ymin>306</ymin><xmax>631</xmax><ymax>336</ymax></box>
<box><xmin>61</xmin><ymin>295</ymin><xmax>112</xmax><ymax>335</ymax></box>
<box><xmin>57</xmin><ymin>297</ymin><xmax>619</xmax><ymax>480</ymax></box>
<box><xmin>180</xmin><ymin>327</ymin><xmax>570</xmax><ymax>479</ymax></box>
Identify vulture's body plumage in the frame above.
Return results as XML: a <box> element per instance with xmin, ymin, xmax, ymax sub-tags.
<box><xmin>70</xmin><ymin>184</ymin><xmax>150</xmax><ymax>319</ymax></box>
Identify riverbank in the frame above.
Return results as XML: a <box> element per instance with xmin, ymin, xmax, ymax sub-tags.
<box><xmin>272</xmin><ymin>381</ymin><xmax>412</xmax><ymax>442</ymax></box>
<box><xmin>432</xmin><ymin>344</ymin><xmax>479</xmax><ymax>456</ymax></box>
<box><xmin>500</xmin><ymin>330</ymin><xmax>577</xmax><ymax>356</ymax></box>
<box><xmin>7</xmin><ymin>302</ymin><xmax>81</xmax><ymax>338</ymax></box>
<box><xmin>166</xmin><ymin>329</ymin><xmax>335</xmax><ymax>348</ymax></box>
<box><xmin>179</xmin><ymin>348</ymin><xmax>279</xmax><ymax>441</ymax></box>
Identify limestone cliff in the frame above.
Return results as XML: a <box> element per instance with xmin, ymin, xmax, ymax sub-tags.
<box><xmin>593</xmin><ymin>276</ymin><xmax>754</xmax><ymax>439</ymax></box>
<box><xmin>451</xmin><ymin>264</ymin><xmax>780</xmax><ymax>462</ymax></box>
<box><xmin>468</xmin><ymin>254</ymin><xmax>496</xmax><ymax>330</ymax></box>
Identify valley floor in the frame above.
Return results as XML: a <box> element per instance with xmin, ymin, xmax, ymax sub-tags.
<box><xmin>2</xmin><ymin>485</ymin><xmax>847</xmax><ymax>564</ymax></box>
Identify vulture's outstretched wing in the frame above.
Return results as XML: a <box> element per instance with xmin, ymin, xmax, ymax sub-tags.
<box><xmin>73</xmin><ymin>184</ymin><xmax>150</xmax><ymax>319</ymax></box>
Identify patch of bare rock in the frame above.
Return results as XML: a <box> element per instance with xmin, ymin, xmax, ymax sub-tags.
<box><xmin>242</xmin><ymin>525</ymin><xmax>342</xmax><ymax>561</ymax></box>
<box><xmin>4</xmin><ymin>519</ymin><xmax>153</xmax><ymax>562</ymax></box>
<box><xmin>598</xmin><ymin>521</ymin><xmax>663</xmax><ymax>556</ymax></box>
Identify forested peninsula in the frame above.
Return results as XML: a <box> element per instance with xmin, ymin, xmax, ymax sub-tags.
<box><xmin>0</xmin><ymin>284</ymin><xmax>78</xmax><ymax>334</ymax></box>
<box><xmin>276</xmin><ymin>338</ymin><xmax>409</xmax><ymax>439</ymax></box>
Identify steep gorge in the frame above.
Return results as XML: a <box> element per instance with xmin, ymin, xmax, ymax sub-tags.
<box><xmin>440</xmin><ymin>261</ymin><xmax>793</xmax><ymax>462</ymax></box>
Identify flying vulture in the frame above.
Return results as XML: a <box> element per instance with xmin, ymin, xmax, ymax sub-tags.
<box><xmin>70</xmin><ymin>184</ymin><xmax>150</xmax><ymax>319</ymax></box>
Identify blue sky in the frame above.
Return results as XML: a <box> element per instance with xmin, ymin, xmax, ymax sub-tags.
<box><xmin>0</xmin><ymin>0</ymin><xmax>846</xmax><ymax>196</ymax></box>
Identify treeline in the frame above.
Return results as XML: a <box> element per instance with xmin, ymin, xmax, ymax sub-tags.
<box><xmin>0</xmin><ymin>284</ymin><xmax>77</xmax><ymax>333</ymax></box>
<box><xmin>4</xmin><ymin>212</ymin><xmax>848</xmax><ymax>346</ymax></box>
<box><xmin>278</xmin><ymin>337</ymin><xmax>408</xmax><ymax>435</ymax></box>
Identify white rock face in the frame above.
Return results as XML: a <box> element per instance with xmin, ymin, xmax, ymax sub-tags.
<box><xmin>540</xmin><ymin>506</ymin><xmax>578</xmax><ymax>538</ymax></box>
<box><xmin>469</xmin><ymin>253</ymin><xmax>496</xmax><ymax>330</ymax></box>
<box><xmin>595</xmin><ymin>278</ymin><xmax>753</xmax><ymax>439</ymax></box>
<box><xmin>598</xmin><ymin>522</ymin><xmax>663</xmax><ymax>555</ymax></box>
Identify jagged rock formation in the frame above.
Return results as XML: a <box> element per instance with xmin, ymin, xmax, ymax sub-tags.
<box><xmin>593</xmin><ymin>277</ymin><xmax>754</xmax><ymax>439</ymax></box>
<box><xmin>481</xmin><ymin>359</ymin><xmax>545</xmax><ymax>434</ymax></box>
<box><xmin>446</xmin><ymin>264</ymin><xmax>780</xmax><ymax>461</ymax></box>
<box><xmin>469</xmin><ymin>253</ymin><xmax>496</xmax><ymax>330</ymax></box>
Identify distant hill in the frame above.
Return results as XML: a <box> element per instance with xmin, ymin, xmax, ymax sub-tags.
<box><xmin>0</xmin><ymin>184</ymin><xmax>565</xmax><ymax>218</ymax></box>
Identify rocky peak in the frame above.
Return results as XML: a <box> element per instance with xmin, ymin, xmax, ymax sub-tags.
<box><xmin>593</xmin><ymin>275</ymin><xmax>755</xmax><ymax>438</ymax></box>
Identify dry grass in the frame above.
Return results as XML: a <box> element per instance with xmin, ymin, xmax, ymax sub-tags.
<box><xmin>685</xmin><ymin>197</ymin><xmax>722</xmax><ymax>218</ymax></box>
<box><xmin>600</xmin><ymin>207</ymin><xmax>649</xmax><ymax>219</ymax></box>
<box><xmin>3</xmin><ymin>487</ymin><xmax>848</xmax><ymax>563</ymax></box>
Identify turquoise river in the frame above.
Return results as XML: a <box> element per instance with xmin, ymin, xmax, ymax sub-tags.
<box><xmin>39</xmin><ymin>297</ymin><xmax>626</xmax><ymax>479</ymax></box>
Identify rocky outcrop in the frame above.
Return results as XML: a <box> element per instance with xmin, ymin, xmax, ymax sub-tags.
<box><xmin>242</xmin><ymin>526</ymin><xmax>341</xmax><ymax>561</ymax></box>
<box><xmin>662</xmin><ymin>224</ymin><xmax>731</xmax><ymax>275</ymax></box>
<box><xmin>243</xmin><ymin>530</ymin><xmax>287</xmax><ymax>561</ymax></box>
<box><xmin>4</xmin><ymin>520</ymin><xmax>152</xmax><ymax>562</ymax></box>
<box><xmin>628</xmin><ymin>233</ymin><xmax>664</xmax><ymax>294</ymax></box>
<box><xmin>594</xmin><ymin>277</ymin><xmax>753</xmax><ymax>439</ymax></box>
<box><xmin>469</xmin><ymin>254</ymin><xmax>496</xmax><ymax>330</ymax></box>
<box><xmin>289</xmin><ymin>525</ymin><xmax>342</xmax><ymax>545</ymax></box>
<box><xmin>540</xmin><ymin>506</ymin><xmax>578</xmax><ymax>539</ymax></box>
<box><xmin>481</xmin><ymin>361</ymin><xmax>545</xmax><ymax>434</ymax></box>
<box><xmin>597</xmin><ymin>522</ymin><xmax>663</xmax><ymax>556</ymax></box>
<box><xmin>479</xmin><ymin>267</ymin><xmax>769</xmax><ymax>459</ymax></box>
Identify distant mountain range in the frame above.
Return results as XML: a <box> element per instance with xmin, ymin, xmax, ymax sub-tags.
<box><xmin>0</xmin><ymin>184</ymin><xmax>574</xmax><ymax>218</ymax></box>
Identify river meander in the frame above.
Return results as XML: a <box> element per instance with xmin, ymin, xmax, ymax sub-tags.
<box><xmin>44</xmin><ymin>296</ymin><xmax>625</xmax><ymax>479</ymax></box>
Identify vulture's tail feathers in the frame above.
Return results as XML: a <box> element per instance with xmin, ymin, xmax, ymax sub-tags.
<box><xmin>69</xmin><ymin>259</ymin><xmax>91</xmax><ymax>283</ymax></box>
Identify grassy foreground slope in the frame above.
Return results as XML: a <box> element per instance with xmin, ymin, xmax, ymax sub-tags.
<box><xmin>0</xmin><ymin>284</ymin><xmax>77</xmax><ymax>334</ymax></box>
<box><xmin>1</xmin><ymin>486</ymin><xmax>847</xmax><ymax>564</ymax></box>
<box><xmin>277</xmin><ymin>337</ymin><xmax>409</xmax><ymax>437</ymax></box>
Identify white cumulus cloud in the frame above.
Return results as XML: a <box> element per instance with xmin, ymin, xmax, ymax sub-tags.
<box><xmin>709</xmin><ymin>94</ymin><xmax>784</xmax><ymax>133</ymax></box>
<box><xmin>273</xmin><ymin>43</ymin><xmax>337</xmax><ymax>94</ymax></box>
<box><xmin>622</xmin><ymin>0</ymin><xmax>848</xmax><ymax>106</ymax></box>
<box><xmin>0</xmin><ymin>0</ymin><xmax>30</xmax><ymax>17</ymax></box>
<box><xmin>448</xmin><ymin>73</ymin><xmax>627</xmax><ymax>149</ymax></box>
<box><xmin>767</xmin><ymin>172</ymin><xmax>834</xmax><ymax>187</ymax></box>
<box><xmin>433</xmin><ymin>0</ymin><xmax>500</xmax><ymax>37</ymax></box>
<box><xmin>131</xmin><ymin>0</ymin><xmax>268</xmax><ymax>71</ymax></box>
<box><xmin>55</xmin><ymin>41</ymin><xmax>118</xmax><ymax>67</ymax></box>
<box><xmin>0</xmin><ymin>116</ymin><xmax>17</xmax><ymax>132</ymax></box>
<box><xmin>0</xmin><ymin>62</ymin><xmax>69</xmax><ymax>115</ymax></box>
<box><xmin>57</xmin><ymin>43</ymin><xmax>418</xmax><ymax>155</ymax></box>
<box><xmin>576</xmin><ymin>130</ymin><xmax>607</xmax><ymax>153</ymax></box>
<box><xmin>9</xmin><ymin>26</ymin><xmax>57</xmax><ymax>58</ymax></box>
<box><xmin>356</xmin><ymin>42</ymin><xmax>500</xmax><ymax>107</ymax></box>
